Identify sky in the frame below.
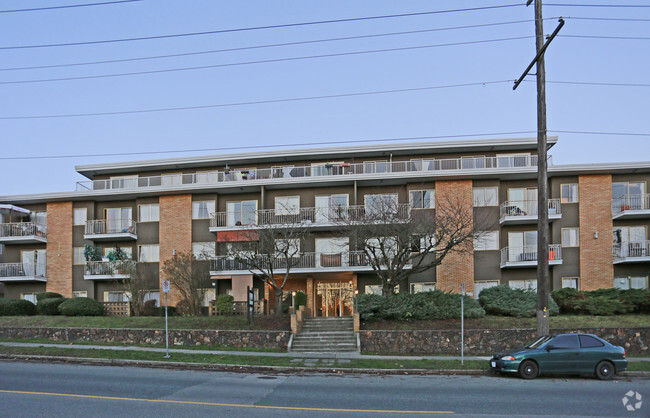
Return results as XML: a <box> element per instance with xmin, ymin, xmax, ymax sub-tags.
<box><xmin>1</xmin><ymin>0</ymin><xmax>649</xmax><ymax>197</ymax></box>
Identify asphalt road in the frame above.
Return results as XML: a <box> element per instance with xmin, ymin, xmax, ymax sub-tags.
<box><xmin>0</xmin><ymin>361</ymin><xmax>647</xmax><ymax>417</ymax></box>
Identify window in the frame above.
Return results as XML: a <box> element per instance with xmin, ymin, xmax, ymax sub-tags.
<box><xmin>579</xmin><ymin>335</ymin><xmax>604</xmax><ymax>348</ymax></box>
<box><xmin>110</xmin><ymin>175</ymin><xmax>137</xmax><ymax>189</ymax></box>
<box><xmin>275</xmin><ymin>239</ymin><xmax>300</xmax><ymax>256</ymax></box>
<box><xmin>104</xmin><ymin>291</ymin><xmax>128</xmax><ymax>302</ymax></box>
<box><xmin>473</xmin><ymin>187</ymin><xmax>498</xmax><ymax>207</ymax></box>
<box><xmin>193</xmin><ymin>201</ymin><xmax>215</xmax><ymax>219</ymax></box>
<box><xmin>561</xmin><ymin>228</ymin><xmax>579</xmax><ymax>247</ymax></box>
<box><xmin>105</xmin><ymin>208</ymin><xmax>133</xmax><ymax>233</ymax></box>
<box><xmin>614</xmin><ymin>277</ymin><xmax>648</xmax><ymax>290</ymax></box>
<box><xmin>104</xmin><ymin>246</ymin><xmax>133</xmax><ymax>260</ymax></box>
<box><xmin>144</xmin><ymin>291</ymin><xmax>160</xmax><ymax>306</ymax></box>
<box><xmin>73</xmin><ymin>208</ymin><xmax>87</xmax><ymax>225</ymax></box>
<box><xmin>409</xmin><ymin>190</ymin><xmax>434</xmax><ymax>209</ymax></box>
<box><xmin>31</xmin><ymin>211</ymin><xmax>47</xmax><ymax>226</ymax></box>
<box><xmin>507</xmin><ymin>231</ymin><xmax>537</xmax><ymax>262</ymax></box>
<box><xmin>613</xmin><ymin>181</ymin><xmax>645</xmax><ymax>199</ymax></box>
<box><xmin>315</xmin><ymin>194</ymin><xmax>348</xmax><ymax>223</ymax></box>
<box><xmin>474</xmin><ymin>231</ymin><xmax>499</xmax><ymax>251</ymax></box>
<box><xmin>507</xmin><ymin>188</ymin><xmax>537</xmax><ymax>214</ymax></box>
<box><xmin>474</xmin><ymin>281</ymin><xmax>499</xmax><ymax>299</ymax></box>
<box><xmin>551</xmin><ymin>335</ymin><xmax>579</xmax><ymax>349</ymax></box>
<box><xmin>410</xmin><ymin>159</ymin><xmax>435</xmax><ymax>171</ymax></box>
<box><xmin>363</xmin><ymin>161</ymin><xmax>388</xmax><ymax>174</ymax></box>
<box><xmin>226</xmin><ymin>201</ymin><xmax>257</xmax><ymax>226</ymax></box>
<box><xmin>0</xmin><ymin>244</ymin><xmax>3</xmax><ymax>255</ymax></box>
<box><xmin>410</xmin><ymin>282</ymin><xmax>435</xmax><ymax>293</ymax></box>
<box><xmin>138</xmin><ymin>245</ymin><xmax>160</xmax><ymax>262</ymax></box>
<box><xmin>509</xmin><ymin>279</ymin><xmax>537</xmax><ymax>290</ymax></box>
<box><xmin>139</xmin><ymin>204</ymin><xmax>160</xmax><ymax>222</ymax></box>
<box><xmin>193</xmin><ymin>242</ymin><xmax>216</xmax><ymax>259</ymax></box>
<box><xmin>562</xmin><ymin>277</ymin><xmax>579</xmax><ymax>289</ymax></box>
<box><xmin>73</xmin><ymin>291</ymin><xmax>88</xmax><ymax>298</ymax></box>
<box><xmin>561</xmin><ymin>184</ymin><xmax>578</xmax><ymax>203</ymax></box>
<box><xmin>365</xmin><ymin>194</ymin><xmax>398</xmax><ymax>216</ymax></box>
<box><xmin>365</xmin><ymin>284</ymin><xmax>398</xmax><ymax>295</ymax></box>
<box><xmin>411</xmin><ymin>234</ymin><xmax>436</xmax><ymax>252</ymax></box>
<box><xmin>275</xmin><ymin>196</ymin><xmax>300</xmax><ymax>216</ymax></box>
<box><xmin>366</xmin><ymin>237</ymin><xmax>398</xmax><ymax>260</ymax></box>
<box><xmin>73</xmin><ymin>247</ymin><xmax>86</xmax><ymax>265</ymax></box>
<box><xmin>21</xmin><ymin>293</ymin><xmax>38</xmax><ymax>304</ymax></box>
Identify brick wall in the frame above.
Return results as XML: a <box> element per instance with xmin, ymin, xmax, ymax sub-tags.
<box><xmin>579</xmin><ymin>175</ymin><xmax>614</xmax><ymax>290</ymax></box>
<box><xmin>46</xmin><ymin>202</ymin><xmax>73</xmax><ymax>297</ymax></box>
<box><xmin>159</xmin><ymin>195</ymin><xmax>192</xmax><ymax>305</ymax></box>
<box><xmin>435</xmin><ymin>180</ymin><xmax>475</xmax><ymax>294</ymax></box>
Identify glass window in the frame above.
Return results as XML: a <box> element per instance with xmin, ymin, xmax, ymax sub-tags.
<box><xmin>226</xmin><ymin>201</ymin><xmax>257</xmax><ymax>226</ymax></box>
<box><xmin>193</xmin><ymin>242</ymin><xmax>216</xmax><ymax>259</ymax></box>
<box><xmin>105</xmin><ymin>208</ymin><xmax>133</xmax><ymax>233</ymax></box>
<box><xmin>579</xmin><ymin>335</ymin><xmax>604</xmax><ymax>348</ymax></box>
<box><xmin>275</xmin><ymin>239</ymin><xmax>300</xmax><ymax>256</ymax></box>
<box><xmin>561</xmin><ymin>184</ymin><xmax>578</xmax><ymax>203</ymax></box>
<box><xmin>104</xmin><ymin>291</ymin><xmax>128</xmax><ymax>302</ymax></box>
<box><xmin>138</xmin><ymin>245</ymin><xmax>160</xmax><ymax>263</ymax></box>
<box><xmin>365</xmin><ymin>284</ymin><xmax>399</xmax><ymax>295</ymax></box>
<box><xmin>144</xmin><ymin>291</ymin><xmax>160</xmax><ymax>306</ymax></box>
<box><xmin>562</xmin><ymin>228</ymin><xmax>579</xmax><ymax>247</ymax></box>
<box><xmin>365</xmin><ymin>194</ymin><xmax>399</xmax><ymax>215</ymax></box>
<box><xmin>0</xmin><ymin>244</ymin><xmax>3</xmax><ymax>255</ymax></box>
<box><xmin>275</xmin><ymin>196</ymin><xmax>300</xmax><ymax>215</ymax></box>
<box><xmin>551</xmin><ymin>335</ymin><xmax>579</xmax><ymax>349</ymax></box>
<box><xmin>562</xmin><ymin>277</ymin><xmax>578</xmax><ymax>289</ymax></box>
<box><xmin>31</xmin><ymin>211</ymin><xmax>47</xmax><ymax>226</ymax></box>
<box><xmin>73</xmin><ymin>291</ymin><xmax>88</xmax><ymax>298</ymax></box>
<box><xmin>410</xmin><ymin>282</ymin><xmax>435</xmax><ymax>293</ymax></box>
<box><xmin>73</xmin><ymin>247</ymin><xmax>86</xmax><ymax>265</ymax></box>
<box><xmin>474</xmin><ymin>231</ymin><xmax>499</xmax><ymax>251</ymax></box>
<box><xmin>193</xmin><ymin>201</ymin><xmax>215</xmax><ymax>219</ymax></box>
<box><xmin>509</xmin><ymin>279</ymin><xmax>537</xmax><ymax>290</ymax></box>
<box><xmin>21</xmin><ymin>293</ymin><xmax>37</xmax><ymax>304</ymax></box>
<box><xmin>474</xmin><ymin>281</ymin><xmax>499</xmax><ymax>299</ymax></box>
<box><xmin>615</xmin><ymin>277</ymin><xmax>648</xmax><ymax>290</ymax></box>
<box><xmin>410</xmin><ymin>190</ymin><xmax>434</xmax><ymax>209</ymax></box>
<box><xmin>473</xmin><ymin>187</ymin><xmax>498</xmax><ymax>207</ymax></box>
<box><xmin>139</xmin><ymin>204</ymin><xmax>160</xmax><ymax>222</ymax></box>
<box><xmin>73</xmin><ymin>208</ymin><xmax>87</xmax><ymax>225</ymax></box>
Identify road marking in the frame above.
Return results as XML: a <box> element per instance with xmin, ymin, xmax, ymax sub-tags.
<box><xmin>0</xmin><ymin>389</ymin><xmax>454</xmax><ymax>414</ymax></box>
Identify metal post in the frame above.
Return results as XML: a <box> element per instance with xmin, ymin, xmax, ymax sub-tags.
<box><xmin>461</xmin><ymin>283</ymin><xmax>465</xmax><ymax>365</ymax></box>
<box><xmin>247</xmin><ymin>285</ymin><xmax>251</xmax><ymax>329</ymax></box>
<box><xmin>164</xmin><ymin>293</ymin><xmax>170</xmax><ymax>358</ymax></box>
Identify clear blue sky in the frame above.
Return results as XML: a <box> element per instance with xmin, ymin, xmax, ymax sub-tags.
<box><xmin>1</xmin><ymin>0</ymin><xmax>649</xmax><ymax>196</ymax></box>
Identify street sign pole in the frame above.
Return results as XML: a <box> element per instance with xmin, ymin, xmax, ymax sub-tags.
<box><xmin>461</xmin><ymin>283</ymin><xmax>465</xmax><ymax>365</ymax></box>
<box><xmin>162</xmin><ymin>280</ymin><xmax>170</xmax><ymax>358</ymax></box>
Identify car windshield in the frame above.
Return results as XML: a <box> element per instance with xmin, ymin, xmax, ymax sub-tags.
<box><xmin>524</xmin><ymin>335</ymin><xmax>554</xmax><ymax>349</ymax></box>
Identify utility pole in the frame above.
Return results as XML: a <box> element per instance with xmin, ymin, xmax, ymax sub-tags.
<box><xmin>514</xmin><ymin>1</ymin><xmax>564</xmax><ymax>336</ymax></box>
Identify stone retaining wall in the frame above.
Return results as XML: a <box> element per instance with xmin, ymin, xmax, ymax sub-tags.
<box><xmin>361</xmin><ymin>327</ymin><xmax>650</xmax><ymax>355</ymax></box>
<box><xmin>0</xmin><ymin>327</ymin><xmax>291</xmax><ymax>350</ymax></box>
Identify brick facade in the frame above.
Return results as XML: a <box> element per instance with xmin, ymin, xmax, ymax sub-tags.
<box><xmin>159</xmin><ymin>195</ymin><xmax>192</xmax><ymax>305</ymax></box>
<box><xmin>435</xmin><ymin>180</ymin><xmax>475</xmax><ymax>295</ymax></box>
<box><xmin>46</xmin><ymin>202</ymin><xmax>73</xmax><ymax>297</ymax></box>
<box><xmin>579</xmin><ymin>175</ymin><xmax>614</xmax><ymax>290</ymax></box>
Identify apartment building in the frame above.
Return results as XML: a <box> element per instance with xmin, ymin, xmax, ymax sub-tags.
<box><xmin>0</xmin><ymin>137</ymin><xmax>648</xmax><ymax>315</ymax></box>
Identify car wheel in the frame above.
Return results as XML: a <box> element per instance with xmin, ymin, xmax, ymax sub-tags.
<box><xmin>519</xmin><ymin>360</ymin><xmax>538</xmax><ymax>379</ymax></box>
<box><xmin>595</xmin><ymin>361</ymin><xmax>615</xmax><ymax>380</ymax></box>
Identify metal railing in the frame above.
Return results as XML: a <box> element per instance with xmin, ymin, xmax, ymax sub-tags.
<box><xmin>210</xmin><ymin>204</ymin><xmax>410</xmax><ymax>228</ymax></box>
<box><xmin>0</xmin><ymin>222</ymin><xmax>47</xmax><ymax>239</ymax></box>
<box><xmin>85</xmin><ymin>219</ymin><xmax>137</xmax><ymax>235</ymax></box>
<box><xmin>85</xmin><ymin>260</ymin><xmax>135</xmax><ymax>276</ymax></box>
<box><xmin>499</xmin><ymin>199</ymin><xmax>561</xmax><ymax>219</ymax></box>
<box><xmin>0</xmin><ymin>262</ymin><xmax>46</xmax><ymax>278</ymax></box>
<box><xmin>76</xmin><ymin>155</ymin><xmax>539</xmax><ymax>191</ymax></box>
<box><xmin>613</xmin><ymin>241</ymin><xmax>650</xmax><ymax>259</ymax></box>
<box><xmin>500</xmin><ymin>244</ymin><xmax>562</xmax><ymax>265</ymax></box>
<box><xmin>612</xmin><ymin>194</ymin><xmax>650</xmax><ymax>216</ymax></box>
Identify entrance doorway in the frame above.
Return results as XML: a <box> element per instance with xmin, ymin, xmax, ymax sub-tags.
<box><xmin>316</xmin><ymin>282</ymin><xmax>354</xmax><ymax>317</ymax></box>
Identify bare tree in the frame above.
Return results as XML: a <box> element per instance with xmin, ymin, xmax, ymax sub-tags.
<box><xmin>162</xmin><ymin>252</ymin><xmax>210</xmax><ymax>316</ymax></box>
<box><xmin>113</xmin><ymin>260</ymin><xmax>149</xmax><ymax>316</ymax></box>
<box><xmin>340</xmin><ymin>194</ymin><xmax>482</xmax><ymax>297</ymax></box>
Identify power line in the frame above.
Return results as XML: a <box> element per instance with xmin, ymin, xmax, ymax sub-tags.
<box><xmin>565</xmin><ymin>16</ymin><xmax>650</xmax><ymax>22</ymax></box>
<box><xmin>546</xmin><ymin>3</ymin><xmax>650</xmax><ymax>7</ymax></box>
<box><xmin>0</xmin><ymin>4</ymin><xmax>523</xmax><ymax>50</ymax></box>
<box><xmin>0</xmin><ymin>20</ymin><xmax>539</xmax><ymax>72</ymax></box>
<box><xmin>551</xmin><ymin>130</ymin><xmax>650</xmax><ymax>137</ymax></box>
<box><xmin>545</xmin><ymin>80</ymin><xmax>650</xmax><ymax>87</ymax></box>
<box><xmin>559</xmin><ymin>34</ymin><xmax>650</xmax><ymax>40</ymax></box>
<box><xmin>0</xmin><ymin>36</ymin><xmax>533</xmax><ymax>85</ymax></box>
<box><xmin>0</xmin><ymin>0</ymin><xmax>140</xmax><ymax>13</ymax></box>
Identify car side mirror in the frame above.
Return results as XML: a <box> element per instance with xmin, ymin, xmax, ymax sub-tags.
<box><xmin>546</xmin><ymin>344</ymin><xmax>556</xmax><ymax>351</ymax></box>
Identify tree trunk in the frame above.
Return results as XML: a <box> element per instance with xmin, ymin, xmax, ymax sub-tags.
<box><xmin>382</xmin><ymin>282</ymin><xmax>393</xmax><ymax>297</ymax></box>
<box><xmin>275</xmin><ymin>289</ymin><xmax>284</xmax><ymax>316</ymax></box>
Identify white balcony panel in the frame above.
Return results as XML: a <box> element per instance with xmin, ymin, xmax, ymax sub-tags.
<box><xmin>0</xmin><ymin>223</ymin><xmax>47</xmax><ymax>244</ymax></box>
<box><xmin>613</xmin><ymin>241</ymin><xmax>650</xmax><ymax>264</ymax></box>
<box><xmin>0</xmin><ymin>263</ymin><xmax>47</xmax><ymax>282</ymax></box>
<box><xmin>84</xmin><ymin>219</ymin><xmax>137</xmax><ymax>241</ymax></box>
<box><xmin>612</xmin><ymin>194</ymin><xmax>650</xmax><ymax>220</ymax></box>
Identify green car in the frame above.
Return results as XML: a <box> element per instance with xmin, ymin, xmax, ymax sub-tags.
<box><xmin>490</xmin><ymin>333</ymin><xmax>627</xmax><ymax>380</ymax></box>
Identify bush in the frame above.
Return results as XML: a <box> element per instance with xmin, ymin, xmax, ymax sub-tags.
<box><xmin>295</xmin><ymin>291</ymin><xmax>307</xmax><ymax>310</ymax></box>
<box><xmin>550</xmin><ymin>287</ymin><xmax>650</xmax><ymax>315</ymax></box>
<box><xmin>58</xmin><ymin>297</ymin><xmax>104</xmax><ymax>316</ymax></box>
<box><xmin>479</xmin><ymin>285</ymin><xmax>559</xmax><ymax>318</ymax></box>
<box><xmin>550</xmin><ymin>287</ymin><xmax>582</xmax><ymax>314</ymax></box>
<box><xmin>36</xmin><ymin>292</ymin><xmax>63</xmax><ymax>302</ymax></box>
<box><xmin>157</xmin><ymin>305</ymin><xmax>178</xmax><ymax>316</ymax></box>
<box><xmin>357</xmin><ymin>290</ymin><xmax>485</xmax><ymax>322</ymax></box>
<box><xmin>37</xmin><ymin>297</ymin><xmax>67</xmax><ymax>315</ymax></box>
<box><xmin>141</xmin><ymin>299</ymin><xmax>158</xmax><ymax>316</ymax></box>
<box><xmin>215</xmin><ymin>294</ymin><xmax>234</xmax><ymax>314</ymax></box>
<box><xmin>0</xmin><ymin>298</ymin><xmax>37</xmax><ymax>316</ymax></box>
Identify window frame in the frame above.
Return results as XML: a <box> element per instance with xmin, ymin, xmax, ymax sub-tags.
<box><xmin>138</xmin><ymin>203</ymin><xmax>160</xmax><ymax>222</ymax></box>
<box><xmin>410</xmin><ymin>282</ymin><xmax>435</xmax><ymax>293</ymax></box>
<box><xmin>73</xmin><ymin>247</ymin><xmax>86</xmax><ymax>265</ymax></box>
<box><xmin>73</xmin><ymin>291</ymin><xmax>88</xmax><ymax>298</ymax></box>
<box><xmin>474</xmin><ymin>231</ymin><xmax>499</xmax><ymax>251</ymax></box>
<box><xmin>138</xmin><ymin>244</ymin><xmax>160</xmax><ymax>263</ymax></box>
<box><xmin>73</xmin><ymin>208</ymin><xmax>87</xmax><ymax>226</ymax></box>
<box><xmin>192</xmin><ymin>200</ymin><xmax>215</xmax><ymax>220</ymax></box>
<box><xmin>561</xmin><ymin>227</ymin><xmax>580</xmax><ymax>248</ymax></box>
<box><xmin>562</xmin><ymin>277</ymin><xmax>579</xmax><ymax>289</ymax></box>
<box><xmin>473</xmin><ymin>187</ymin><xmax>498</xmax><ymax>207</ymax></box>
<box><xmin>193</xmin><ymin>241</ymin><xmax>216</xmax><ymax>259</ymax></box>
<box><xmin>274</xmin><ymin>196</ymin><xmax>301</xmax><ymax>216</ymax></box>
<box><xmin>560</xmin><ymin>183</ymin><xmax>579</xmax><ymax>203</ymax></box>
<box><xmin>409</xmin><ymin>189</ymin><xmax>435</xmax><ymax>209</ymax></box>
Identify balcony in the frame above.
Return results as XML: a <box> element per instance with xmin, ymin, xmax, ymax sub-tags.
<box><xmin>500</xmin><ymin>244</ymin><xmax>563</xmax><ymax>268</ymax></box>
<box><xmin>613</xmin><ymin>241</ymin><xmax>650</xmax><ymax>264</ymax></box>
<box><xmin>499</xmin><ymin>199</ymin><xmax>561</xmax><ymax>225</ymax></box>
<box><xmin>612</xmin><ymin>194</ymin><xmax>650</xmax><ymax>219</ymax></box>
<box><xmin>0</xmin><ymin>263</ymin><xmax>47</xmax><ymax>282</ymax></box>
<box><xmin>209</xmin><ymin>251</ymin><xmax>412</xmax><ymax>275</ymax></box>
<box><xmin>84</xmin><ymin>260</ymin><xmax>135</xmax><ymax>280</ymax></box>
<box><xmin>84</xmin><ymin>219</ymin><xmax>137</xmax><ymax>241</ymax></box>
<box><xmin>209</xmin><ymin>204</ymin><xmax>411</xmax><ymax>232</ymax></box>
<box><xmin>0</xmin><ymin>223</ymin><xmax>47</xmax><ymax>244</ymax></box>
<box><xmin>76</xmin><ymin>155</ymin><xmax>539</xmax><ymax>192</ymax></box>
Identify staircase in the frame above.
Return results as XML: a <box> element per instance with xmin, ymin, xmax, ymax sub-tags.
<box><xmin>290</xmin><ymin>317</ymin><xmax>358</xmax><ymax>353</ymax></box>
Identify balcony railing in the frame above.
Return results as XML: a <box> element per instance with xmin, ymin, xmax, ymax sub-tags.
<box><xmin>210</xmin><ymin>251</ymin><xmax>411</xmax><ymax>272</ymax></box>
<box><xmin>76</xmin><ymin>155</ymin><xmax>539</xmax><ymax>191</ymax></box>
<box><xmin>613</xmin><ymin>241</ymin><xmax>650</xmax><ymax>262</ymax></box>
<box><xmin>612</xmin><ymin>194</ymin><xmax>650</xmax><ymax>217</ymax></box>
<box><xmin>500</xmin><ymin>244</ymin><xmax>562</xmax><ymax>267</ymax></box>
<box><xmin>499</xmin><ymin>199</ymin><xmax>561</xmax><ymax>220</ymax></box>
<box><xmin>0</xmin><ymin>222</ymin><xmax>47</xmax><ymax>243</ymax></box>
<box><xmin>0</xmin><ymin>262</ymin><xmax>47</xmax><ymax>281</ymax></box>
<box><xmin>210</xmin><ymin>204</ymin><xmax>411</xmax><ymax>229</ymax></box>
<box><xmin>85</xmin><ymin>219</ymin><xmax>137</xmax><ymax>239</ymax></box>
<box><xmin>85</xmin><ymin>260</ymin><xmax>135</xmax><ymax>277</ymax></box>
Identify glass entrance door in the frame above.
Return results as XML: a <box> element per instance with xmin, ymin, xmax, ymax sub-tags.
<box><xmin>316</xmin><ymin>282</ymin><xmax>354</xmax><ymax>317</ymax></box>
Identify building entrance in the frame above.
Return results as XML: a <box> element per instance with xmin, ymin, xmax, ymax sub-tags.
<box><xmin>316</xmin><ymin>282</ymin><xmax>354</xmax><ymax>317</ymax></box>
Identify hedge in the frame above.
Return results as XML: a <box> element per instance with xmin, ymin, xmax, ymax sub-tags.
<box><xmin>36</xmin><ymin>298</ymin><xmax>68</xmax><ymax>315</ymax></box>
<box><xmin>0</xmin><ymin>298</ymin><xmax>37</xmax><ymax>316</ymax></box>
<box><xmin>552</xmin><ymin>287</ymin><xmax>650</xmax><ymax>315</ymax></box>
<box><xmin>479</xmin><ymin>285</ymin><xmax>559</xmax><ymax>318</ymax></box>
<box><xmin>215</xmin><ymin>294</ymin><xmax>234</xmax><ymax>314</ymax></box>
<box><xmin>58</xmin><ymin>297</ymin><xmax>104</xmax><ymax>316</ymax></box>
<box><xmin>36</xmin><ymin>292</ymin><xmax>63</xmax><ymax>302</ymax></box>
<box><xmin>357</xmin><ymin>290</ymin><xmax>485</xmax><ymax>321</ymax></box>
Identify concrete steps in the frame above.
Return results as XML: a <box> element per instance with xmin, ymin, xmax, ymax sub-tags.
<box><xmin>290</xmin><ymin>317</ymin><xmax>359</xmax><ymax>353</ymax></box>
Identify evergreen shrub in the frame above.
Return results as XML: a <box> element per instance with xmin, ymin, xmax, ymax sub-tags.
<box><xmin>0</xmin><ymin>298</ymin><xmax>37</xmax><ymax>316</ymax></box>
<box><xmin>479</xmin><ymin>285</ymin><xmax>559</xmax><ymax>318</ymax></box>
<box><xmin>215</xmin><ymin>294</ymin><xmax>234</xmax><ymax>314</ymax></box>
<box><xmin>36</xmin><ymin>292</ymin><xmax>63</xmax><ymax>302</ymax></box>
<box><xmin>36</xmin><ymin>297</ymin><xmax>67</xmax><ymax>315</ymax></box>
<box><xmin>551</xmin><ymin>287</ymin><xmax>650</xmax><ymax>315</ymax></box>
<box><xmin>58</xmin><ymin>297</ymin><xmax>104</xmax><ymax>316</ymax></box>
